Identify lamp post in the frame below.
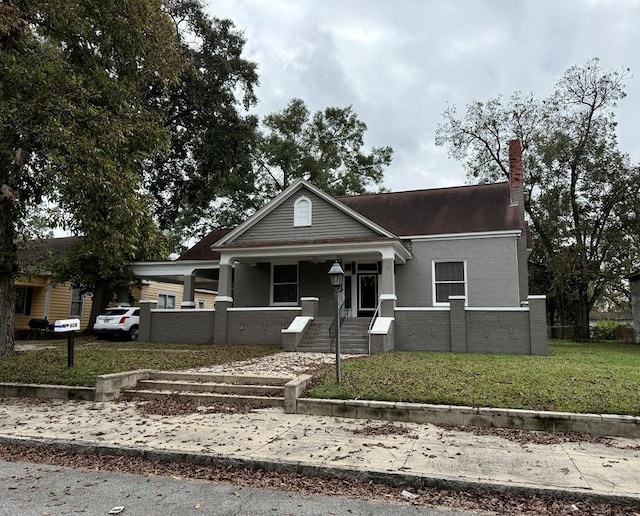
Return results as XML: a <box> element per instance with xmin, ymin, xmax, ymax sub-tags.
<box><xmin>328</xmin><ymin>261</ymin><xmax>344</xmax><ymax>383</ymax></box>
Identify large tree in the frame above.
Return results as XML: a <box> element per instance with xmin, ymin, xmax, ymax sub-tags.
<box><xmin>164</xmin><ymin>96</ymin><xmax>394</xmax><ymax>249</ymax></box>
<box><xmin>436</xmin><ymin>59</ymin><xmax>640</xmax><ymax>339</ymax></box>
<box><xmin>145</xmin><ymin>0</ymin><xmax>259</xmax><ymax>248</ymax></box>
<box><xmin>0</xmin><ymin>0</ymin><xmax>186</xmax><ymax>355</ymax></box>
<box><xmin>253</xmin><ymin>98</ymin><xmax>393</xmax><ymax>205</ymax></box>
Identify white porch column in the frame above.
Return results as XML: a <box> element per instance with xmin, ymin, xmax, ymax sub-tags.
<box><xmin>380</xmin><ymin>251</ymin><xmax>396</xmax><ymax>296</ymax></box>
<box><xmin>181</xmin><ymin>273</ymin><xmax>196</xmax><ymax>309</ymax></box>
<box><xmin>218</xmin><ymin>256</ymin><xmax>233</xmax><ymax>298</ymax></box>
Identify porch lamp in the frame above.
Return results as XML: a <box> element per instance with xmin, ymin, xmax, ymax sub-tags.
<box><xmin>328</xmin><ymin>261</ymin><xmax>344</xmax><ymax>383</ymax></box>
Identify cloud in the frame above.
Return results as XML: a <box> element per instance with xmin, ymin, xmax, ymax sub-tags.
<box><xmin>212</xmin><ymin>0</ymin><xmax>640</xmax><ymax>192</ymax></box>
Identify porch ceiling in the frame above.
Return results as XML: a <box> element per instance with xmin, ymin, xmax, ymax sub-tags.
<box><xmin>129</xmin><ymin>261</ymin><xmax>219</xmax><ymax>291</ymax></box>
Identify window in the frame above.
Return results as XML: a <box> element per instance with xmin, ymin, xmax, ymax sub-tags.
<box><xmin>15</xmin><ymin>287</ymin><xmax>32</xmax><ymax>315</ymax></box>
<box><xmin>158</xmin><ymin>292</ymin><xmax>176</xmax><ymax>309</ymax></box>
<box><xmin>69</xmin><ymin>286</ymin><xmax>85</xmax><ymax>317</ymax></box>
<box><xmin>293</xmin><ymin>196</ymin><xmax>312</xmax><ymax>227</ymax></box>
<box><xmin>433</xmin><ymin>261</ymin><xmax>466</xmax><ymax>304</ymax></box>
<box><xmin>272</xmin><ymin>264</ymin><xmax>298</xmax><ymax>304</ymax></box>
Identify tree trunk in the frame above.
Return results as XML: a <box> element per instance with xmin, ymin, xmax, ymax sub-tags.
<box><xmin>0</xmin><ymin>203</ymin><xmax>17</xmax><ymax>358</ymax></box>
<box><xmin>83</xmin><ymin>280</ymin><xmax>110</xmax><ymax>335</ymax></box>
<box><xmin>575</xmin><ymin>285</ymin><xmax>592</xmax><ymax>342</ymax></box>
<box><xmin>0</xmin><ymin>274</ymin><xmax>15</xmax><ymax>357</ymax></box>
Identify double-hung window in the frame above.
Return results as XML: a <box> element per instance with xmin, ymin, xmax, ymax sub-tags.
<box><xmin>433</xmin><ymin>261</ymin><xmax>466</xmax><ymax>304</ymax></box>
<box><xmin>158</xmin><ymin>292</ymin><xmax>176</xmax><ymax>310</ymax></box>
<box><xmin>69</xmin><ymin>286</ymin><xmax>84</xmax><ymax>317</ymax></box>
<box><xmin>272</xmin><ymin>264</ymin><xmax>298</xmax><ymax>304</ymax></box>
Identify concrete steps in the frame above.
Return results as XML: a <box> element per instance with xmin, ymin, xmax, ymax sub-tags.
<box><xmin>121</xmin><ymin>371</ymin><xmax>292</xmax><ymax>408</ymax></box>
<box><xmin>298</xmin><ymin>317</ymin><xmax>371</xmax><ymax>354</ymax></box>
<box><xmin>298</xmin><ymin>317</ymin><xmax>332</xmax><ymax>352</ymax></box>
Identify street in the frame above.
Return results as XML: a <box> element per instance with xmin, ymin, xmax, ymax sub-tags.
<box><xmin>0</xmin><ymin>459</ymin><xmax>477</xmax><ymax>516</ymax></box>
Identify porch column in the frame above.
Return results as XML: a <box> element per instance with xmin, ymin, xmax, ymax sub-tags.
<box><xmin>218</xmin><ymin>259</ymin><xmax>233</xmax><ymax>298</ymax></box>
<box><xmin>528</xmin><ymin>295</ymin><xmax>548</xmax><ymax>355</ymax></box>
<box><xmin>181</xmin><ymin>273</ymin><xmax>195</xmax><ymax>309</ymax></box>
<box><xmin>139</xmin><ymin>300</ymin><xmax>157</xmax><ymax>342</ymax></box>
<box><xmin>380</xmin><ymin>254</ymin><xmax>395</xmax><ymax>296</ymax></box>
<box><xmin>213</xmin><ymin>296</ymin><xmax>232</xmax><ymax>345</ymax></box>
<box><xmin>379</xmin><ymin>294</ymin><xmax>396</xmax><ymax>317</ymax></box>
<box><xmin>214</xmin><ymin>256</ymin><xmax>234</xmax><ymax>344</ymax></box>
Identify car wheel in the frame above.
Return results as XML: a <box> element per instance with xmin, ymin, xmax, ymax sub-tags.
<box><xmin>129</xmin><ymin>326</ymin><xmax>139</xmax><ymax>342</ymax></box>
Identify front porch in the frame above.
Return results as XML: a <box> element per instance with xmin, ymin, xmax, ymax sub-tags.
<box><xmin>138</xmin><ymin>293</ymin><xmax>548</xmax><ymax>356</ymax></box>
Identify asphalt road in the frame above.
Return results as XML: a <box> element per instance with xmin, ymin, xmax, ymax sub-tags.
<box><xmin>0</xmin><ymin>460</ymin><xmax>479</xmax><ymax>516</ymax></box>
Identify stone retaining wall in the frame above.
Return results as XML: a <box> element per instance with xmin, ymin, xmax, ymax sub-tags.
<box><xmin>294</xmin><ymin>398</ymin><xmax>640</xmax><ymax>438</ymax></box>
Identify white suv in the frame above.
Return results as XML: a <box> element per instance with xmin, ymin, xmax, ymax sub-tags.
<box><xmin>94</xmin><ymin>306</ymin><xmax>140</xmax><ymax>341</ymax></box>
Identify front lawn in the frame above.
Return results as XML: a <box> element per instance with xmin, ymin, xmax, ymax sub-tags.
<box><xmin>0</xmin><ymin>339</ymin><xmax>281</xmax><ymax>387</ymax></box>
<box><xmin>308</xmin><ymin>340</ymin><xmax>640</xmax><ymax>416</ymax></box>
<box><xmin>3</xmin><ymin>339</ymin><xmax>639</xmax><ymax>416</ymax></box>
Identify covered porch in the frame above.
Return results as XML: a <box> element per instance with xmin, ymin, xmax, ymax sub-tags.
<box><xmin>216</xmin><ymin>238</ymin><xmax>411</xmax><ymax>318</ymax></box>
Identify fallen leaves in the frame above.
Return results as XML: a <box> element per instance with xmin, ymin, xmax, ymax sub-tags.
<box><xmin>0</xmin><ymin>443</ymin><xmax>636</xmax><ymax>515</ymax></box>
<box><xmin>348</xmin><ymin>422</ymin><xmax>416</xmax><ymax>438</ymax></box>
<box><xmin>131</xmin><ymin>396</ymin><xmax>271</xmax><ymax>416</ymax></box>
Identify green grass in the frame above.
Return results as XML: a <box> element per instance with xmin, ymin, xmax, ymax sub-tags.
<box><xmin>0</xmin><ymin>338</ymin><xmax>281</xmax><ymax>387</ymax></box>
<box><xmin>4</xmin><ymin>338</ymin><xmax>640</xmax><ymax>416</ymax></box>
<box><xmin>308</xmin><ymin>340</ymin><xmax>640</xmax><ymax>416</ymax></box>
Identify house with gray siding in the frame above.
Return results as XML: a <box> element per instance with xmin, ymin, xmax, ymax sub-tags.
<box><xmin>630</xmin><ymin>271</ymin><xmax>640</xmax><ymax>344</ymax></box>
<box><xmin>136</xmin><ymin>140</ymin><xmax>547</xmax><ymax>355</ymax></box>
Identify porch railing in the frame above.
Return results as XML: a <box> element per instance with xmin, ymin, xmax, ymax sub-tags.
<box><xmin>328</xmin><ymin>291</ymin><xmax>346</xmax><ymax>346</ymax></box>
<box><xmin>368</xmin><ymin>297</ymin><xmax>382</xmax><ymax>355</ymax></box>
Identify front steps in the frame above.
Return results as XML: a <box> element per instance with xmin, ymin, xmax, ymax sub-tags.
<box><xmin>122</xmin><ymin>371</ymin><xmax>292</xmax><ymax>408</ymax></box>
<box><xmin>298</xmin><ymin>317</ymin><xmax>371</xmax><ymax>354</ymax></box>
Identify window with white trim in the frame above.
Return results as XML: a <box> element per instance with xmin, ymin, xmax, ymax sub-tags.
<box><xmin>433</xmin><ymin>261</ymin><xmax>466</xmax><ymax>304</ymax></box>
<box><xmin>272</xmin><ymin>264</ymin><xmax>298</xmax><ymax>304</ymax></box>
<box><xmin>69</xmin><ymin>286</ymin><xmax>84</xmax><ymax>317</ymax></box>
<box><xmin>157</xmin><ymin>292</ymin><xmax>176</xmax><ymax>309</ymax></box>
<box><xmin>293</xmin><ymin>196</ymin><xmax>312</xmax><ymax>227</ymax></box>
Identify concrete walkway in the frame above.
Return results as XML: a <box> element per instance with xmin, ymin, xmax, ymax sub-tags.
<box><xmin>0</xmin><ymin>397</ymin><xmax>639</xmax><ymax>505</ymax></box>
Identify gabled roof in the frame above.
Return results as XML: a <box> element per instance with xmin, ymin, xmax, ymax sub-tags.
<box><xmin>337</xmin><ymin>182</ymin><xmax>522</xmax><ymax>237</ymax></box>
<box><xmin>214</xmin><ymin>179</ymin><xmax>398</xmax><ymax>248</ymax></box>
<box><xmin>18</xmin><ymin>236</ymin><xmax>80</xmax><ymax>272</ymax></box>
<box><xmin>179</xmin><ymin>181</ymin><xmax>525</xmax><ymax>260</ymax></box>
<box><xmin>177</xmin><ymin>228</ymin><xmax>232</xmax><ymax>261</ymax></box>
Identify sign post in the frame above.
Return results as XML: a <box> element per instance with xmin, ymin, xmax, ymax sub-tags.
<box><xmin>53</xmin><ymin>319</ymin><xmax>80</xmax><ymax>369</ymax></box>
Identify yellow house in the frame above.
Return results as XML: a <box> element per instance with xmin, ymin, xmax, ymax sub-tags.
<box><xmin>133</xmin><ymin>281</ymin><xmax>216</xmax><ymax>310</ymax></box>
<box><xmin>15</xmin><ymin>238</ymin><xmax>216</xmax><ymax>339</ymax></box>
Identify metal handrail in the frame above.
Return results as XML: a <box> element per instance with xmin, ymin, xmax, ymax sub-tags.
<box><xmin>367</xmin><ymin>297</ymin><xmax>382</xmax><ymax>355</ymax></box>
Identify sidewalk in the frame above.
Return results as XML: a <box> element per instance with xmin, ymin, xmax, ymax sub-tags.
<box><xmin>1</xmin><ymin>396</ymin><xmax>639</xmax><ymax>505</ymax></box>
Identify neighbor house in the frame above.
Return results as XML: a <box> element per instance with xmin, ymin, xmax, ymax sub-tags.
<box><xmin>15</xmin><ymin>237</ymin><xmax>216</xmax><ymax>339</ymax></box>
<box><xmin>15</xmin><ymin>237</ymin><xmax>93</xmax><ymax>338</ymax></box>
<box><xmin>137</xmin><ymin>140</ymin><xmax>547</xmax><ymax>355</ymax></box>
<box><xmin>630</xmin><ymin>270</ymin><xmax>640</xmax><ymax>344</ymax></box>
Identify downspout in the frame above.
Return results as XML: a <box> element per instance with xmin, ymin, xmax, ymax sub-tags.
<box><xmin>43</xmin><ymin>279</ymin><xmax>53</xmax><ymax>320</ymax></box>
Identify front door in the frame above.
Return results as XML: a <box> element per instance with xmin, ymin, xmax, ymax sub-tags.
<box><xmin>358</xmin><ymin>274</ymin><xmax>377</xmax><ymax>317</ymax></box>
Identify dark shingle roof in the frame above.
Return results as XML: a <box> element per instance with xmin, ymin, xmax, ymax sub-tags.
<box><xmin>179</xmin><ymin>182</ymin><xmax>524</xmax><ymax>260</ymax></box>
<box><xmin>178</xmin><ymin>228</ymin><xmax>233</xmax><ymax>260</ymax></box>
<box><xmin>18</xmin><ymin>236</ymin><xmax>79</xmax><ymax>272</ymax></box>
<box><xmin>337</xmin><ymin>182</ymin><xmax>522</xmax><ymax>236</ymax></box>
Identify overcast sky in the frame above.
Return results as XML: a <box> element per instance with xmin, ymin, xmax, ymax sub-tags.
<box><xmin>210</xmin><ymin>0</ymin><xmax>640</xmax><ymax>193</ymax></box>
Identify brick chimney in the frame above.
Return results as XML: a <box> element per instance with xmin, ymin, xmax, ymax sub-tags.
<box><xmin>508</xmin><ymin>139</ymin><xmax>524</xmax><ymax>207</ymax></box>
